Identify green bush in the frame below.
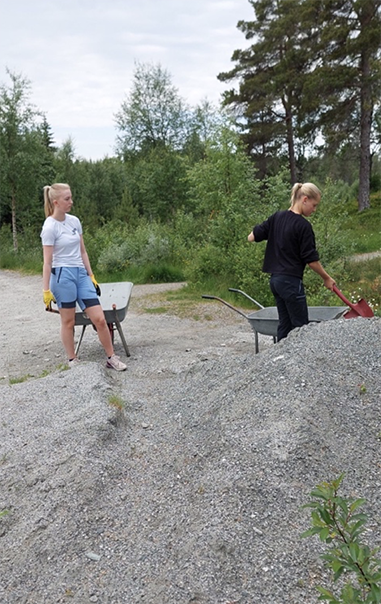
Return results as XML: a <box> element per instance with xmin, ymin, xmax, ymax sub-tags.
<box><xmin>142</xmin><ymin>262</ymin><xmax>185</xmax><ymax>283</ymax></box>
<box><xmin>302</xmin><ymin>474</ymin><xmax>381</xmax><ymax>604</ymax></box>
<box><xmin>311</xmin><ymin>179</ymin><xmax>355</xmax><ymax>266</ymax></box>
<box><xmin>96</xmin><ymin>242</ymin><xmax>131</xmax><ymax>273</ymax></box>
<box><xmin>96</xmin><ymin>221</ymin><xmax>175</xmax><ymax>274</ymax></box>
<box><xmin>188</xmin><ymin>243</ymin><xmax>230</xmax><ymax>281</ymax></box>
<box><xmin>0</xmin><ymin>223</ymin><xmax>43</xmax><ymax>272</ymax></box>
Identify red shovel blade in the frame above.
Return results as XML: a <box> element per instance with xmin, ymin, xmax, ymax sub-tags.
<box><xmin>343</xmin><ymin>299</ymin><xmax>374</xmax><ymax>318</ymax></box>
<box><xmin>333</xmin><ymin>285</ymin><xmax>374</xmax><ymax>318</ymax></box>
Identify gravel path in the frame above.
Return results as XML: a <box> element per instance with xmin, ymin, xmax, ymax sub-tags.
<box><xmin>349</xmin><ymin>250</ymin><xmax>381</xmax><ymax>263</ymax></box>
<box><xmin>0</xmin><ymin>270</ymin><xmax>380</xmax><ymax>604</ymax></box>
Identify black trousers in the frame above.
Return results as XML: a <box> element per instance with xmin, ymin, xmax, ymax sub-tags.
<box><xmin>270</xmin><ymin>274</ymin><xmax>308</xmax><ymax>341</ymax></box>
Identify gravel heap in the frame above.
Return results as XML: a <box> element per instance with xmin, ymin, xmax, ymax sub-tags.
<box><xmin>0</xmin><ymin>316</ymin><xmax>380</xmax><ymax>604</ymax></box>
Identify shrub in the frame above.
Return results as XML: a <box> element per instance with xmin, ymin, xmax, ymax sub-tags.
<box><xmin>188</xmin><ymin>243</ymin><xmax>231</xmax><ymax>282</ymax></box>
<box><xmin>142</xmin><ymin>262</ymin><xmax>185</xmax><ymax>283</ymax></box>
<box><xmin>302</xmin><ymin>474</ymin><xmax>381</xmax><ymax>603</ymax></box>
<box><xmin>96</xmin><ymin>242</ymin><xmax>131</xmax><ymax>273</ymax></box>
<box><xmin>96</xmin><ymin>221</ymin><xmax>175</xmax><ymax>274</ymax></box>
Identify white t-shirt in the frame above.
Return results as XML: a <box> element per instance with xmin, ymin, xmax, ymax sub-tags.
<box><xmin>40</xmin><ymin>214</ymin><xmax>85</xmax><ymax>268</ymax></box>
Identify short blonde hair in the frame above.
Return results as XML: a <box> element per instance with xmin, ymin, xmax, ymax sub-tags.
<box><xmin>43</xmin><ymin>183</ymin><xmax>70</xmax><ymax>217</ymax></box>
<box><xmin>290</xmin><ymin>182</ymin><xmax>321</xmax><ymax>207</ymax></box>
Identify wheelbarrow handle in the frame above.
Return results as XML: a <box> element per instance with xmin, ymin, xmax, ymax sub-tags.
<box><xmin>201</xmin><ymin>295</ymin><xmax>249</xmax><ymax>319</ymax></box>
<box><xmin>45</xmin><ymin>305</ymin><xmax>60</xmax><ymax>314</ymax></box>
<box><xmin>228</xmin><ymin>288</ymin><xmax>265</xmax><ymax>309</ymax></box>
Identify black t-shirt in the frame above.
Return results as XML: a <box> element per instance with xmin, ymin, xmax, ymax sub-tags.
<box><xmin>253</xmin><ymin>210</ymin><xmax>319</xmax><ymax>279</ymax></box>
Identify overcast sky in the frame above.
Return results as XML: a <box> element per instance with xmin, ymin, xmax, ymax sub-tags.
<box><xmin>0</xmin><ymin>0</ymin><xmax>253</xmax><ymax>160</ymax></box>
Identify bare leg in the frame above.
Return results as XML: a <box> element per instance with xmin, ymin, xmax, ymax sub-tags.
<box><xmin>84</xmin><ymin>305</ymin><xmax>114</xmax><ymax>358</ymax></box>
<box><xmin>59</xmin><ymin>308</ymin><xmax>77</xmax><ymax>359</ymax></box>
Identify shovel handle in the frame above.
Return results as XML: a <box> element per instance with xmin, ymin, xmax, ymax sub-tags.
<box><xmin>332</xmin><ymin>285</ymin><xmax>354</xmax><ymax>309</ymax></box>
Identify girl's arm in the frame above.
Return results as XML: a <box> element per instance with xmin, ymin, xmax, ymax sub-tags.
<box><xmin>80</xmin><ymin>235</ymin><xmax>93</xmax><ymax>276</ymax></box>
<box><xmin>308</xmin><ymin>261</ymin><xmax>335</xmax><ymax>290</ymax></box>
<box><xmin>80</xmin><ymin>235</ymin><xmax>101</xmax><ymax>294</ymax></box>
<box><xmin>42</xmin><ymin>246</ymin><xmax>54</xmax><ymax>291</ymax></box>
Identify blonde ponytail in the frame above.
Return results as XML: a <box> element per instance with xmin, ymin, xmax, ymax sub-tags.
<box><xmin>290</xmin><ymin>182</ymin><xmax>321</xmax><ymax>207</ymax></box>
<box><xmin>43</xmin><ymin>183</ymin><xmax>70</xmax><ymax>217</ymax></box>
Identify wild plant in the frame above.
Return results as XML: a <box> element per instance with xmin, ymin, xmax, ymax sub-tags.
<box><xmin>302</xmin><ymin>474</ymin><xmax>381</xmax><ymax>603</ymax></box>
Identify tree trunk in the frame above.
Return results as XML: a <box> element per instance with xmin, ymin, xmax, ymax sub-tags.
<box><xmin>284</xmin><ymin>101</ymin><xmax>297</xmax><ymax>184</ymax></box>
<box><xmin>357</xmin><ymin>6</ymin><xmax>374</xmax><ymax>212</ymax></box>
<box><xmin>11</xmin><ymin>191</ymin><xmax>18</xmax><ymax>252</ymax></box>
<box><xmin>358</xmin><ymin>94</ymin><xmax>372</xmax><ymax>212</ymax></box>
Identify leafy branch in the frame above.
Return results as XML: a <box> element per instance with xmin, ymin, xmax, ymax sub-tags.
<box><xmin>302</xmin><ymin>474</ymin><xmax>381</xmax><ymax>603</ymax></box>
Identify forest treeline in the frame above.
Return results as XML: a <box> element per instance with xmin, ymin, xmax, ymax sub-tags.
<box><xmin>0</xmin><ymin>0</ymin><xmax>380</xmax><ymax>306</ymax></box>
<box><xmin>219</xmin><ymin>0</ymin><xmax>381</xmax><ymax>211</ymax></box>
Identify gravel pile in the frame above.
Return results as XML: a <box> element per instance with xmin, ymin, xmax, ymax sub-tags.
<box><xmin>0</xmin><ymin>312</ymin><xmax>380</xmax><ymax>604</ymax></box>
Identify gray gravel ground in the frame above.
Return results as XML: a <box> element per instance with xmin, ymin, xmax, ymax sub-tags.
<box><xmin>0</xmin><ymin>270</ymin><xmax>380</xmax><ymax>604</ymax></box>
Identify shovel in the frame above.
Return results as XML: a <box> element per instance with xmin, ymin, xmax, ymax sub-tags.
<box><xmin>332</xmin><ymin>285</ymin><xmax>374</xmax><ymax>318</ymax></box>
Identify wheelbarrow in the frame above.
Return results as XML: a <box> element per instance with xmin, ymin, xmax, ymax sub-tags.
<box><xmin>47</xmin><ymin>281</ymin><xmax>133</xmax><ymax>357</ymax></box>
<box><xmin>202</xmin><ymin>288</ymin><xmax>348</xmax><ymax>353</ymax></box>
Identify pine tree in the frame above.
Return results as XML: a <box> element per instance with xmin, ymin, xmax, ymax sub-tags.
<box><xmin>0</xmin><ymin>69</ymin><xmax>50</xmax><ymax>249</ymax></box>
<box><xmin>218</xmin><ymin>0</ymin><xmax>319</xmax><ymax>182</ymax></box>
<box><xmin>311</xmin><ymin>0</ymin><xmax>381</xmax><ymax>210</ymax></box>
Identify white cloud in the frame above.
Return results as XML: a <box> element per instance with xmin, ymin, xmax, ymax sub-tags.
<box><xmin>0</xmin><ymin>0</ymin><xmax>253</xmax><ymax>159</ymax></box>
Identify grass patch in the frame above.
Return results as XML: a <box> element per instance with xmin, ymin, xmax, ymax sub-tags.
<box><xmin>142</xmin><ymin>263</ymin><xmax>185</xmax><ymax>284</ymax></box>
<box><xmin>344</xmin><ymin>257</ymin><xmax>381</xmax><ymax>315</ymax></box>
<box><xmin>96</xmin><ymin>262</ymin><xmax>186</xmax><ymax>286</ymax></box>
<box><xmin>7</xmin><ymin>364</ymin><xmax>69</xmax><ymax>384</ymax></box>
<box><xmin>343</xmin><ymin>191</ymin><xmax>381</xmax><ymax>254</ymax></box>
<box><xmin>0</xmin><ymin>246</ymin><xmax>42</xmax><ymax>273</ymax></box>
<box><xmin>165</xmin><ymin>279</ymin><xmax>257</xmax><ymax>309</ymax></box>
<box><xmin>134</xmin><ymin>281</ymin><xmax>260</xmax><ymax>320</ymax></box>
<box><xmin>38</xmin><ymin>369</ymin><xmax>51</xmax><ymax>378</ymax></box>
<box><xmin>9</xmin><ymin>374</ymin><xmax>34</xmax><ymax>384</ymax></box>
<box><xmin>108</xmin><ymin>394</ymin><xmax>125</xmax><ymax>411</ymax></box>
<box><xmin>144</xmin><ymin>306</ymin><xmax>169</xmax><ymax>314</ymax></box>
<box><xmin>0</xmin><ymin>453</ymin><xmax>9</xmax><ymax>465</ymax></box>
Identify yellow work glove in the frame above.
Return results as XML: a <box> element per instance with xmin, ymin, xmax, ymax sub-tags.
<box><xmin>90</xmin><ymin>274</ymin><xmax>101</xmax><ymax>296</ymax></box>
<box><xmin>43</xmin><ymin>289</ymin><xmax>56</xmax><ymax>309</ymax></box>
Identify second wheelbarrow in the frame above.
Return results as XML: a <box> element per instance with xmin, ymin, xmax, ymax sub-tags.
<box><xmin>74</xmin><ymin>281</ymin><xmax>133</xmax><ymax>356</ymax></box>
<box><xmin>202</xmin><ymin>288</ymin><xmax>348</xmax><ymax>353</ymax></box>
<box><xmin>47</xmin><ymin>281</ymin><xmax>133</xmax><ymax>357</ymax></box>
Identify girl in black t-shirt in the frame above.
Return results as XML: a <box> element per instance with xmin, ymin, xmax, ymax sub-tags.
<box><xmin>248</xmin><ymin>182</ymin><xmax>335</xmax><ymax>341</ymax></box>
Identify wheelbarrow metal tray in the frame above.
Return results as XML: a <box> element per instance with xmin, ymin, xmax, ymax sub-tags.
<box><xmin>75</xmin><ymin>282</ymin><xmax>133</xmax><ymax>326</ymax></box>
<box><xmin>74</xmin><ymin>281</ymin><xmax>133</xmax><ymax>358</ymax></box>
<box><xmin>246</xmin><ymin>305</ymin><xmax>348</xmax><ymax>337</ymax></box>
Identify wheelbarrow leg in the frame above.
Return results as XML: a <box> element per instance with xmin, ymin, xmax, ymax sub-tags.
<box><xmin>112</xmin><ymin>306</ymin><xmax>130</xmax><ymax>357</ymax></box>
<box><xmin>254</xmin><ymin>329</ymin><xmax>259</xmax><ymax>354</ymax></box>
<box><xmin>75</xmin><ymin>325</ymin><xmax>87</xmax><ymax>356</ymax></box>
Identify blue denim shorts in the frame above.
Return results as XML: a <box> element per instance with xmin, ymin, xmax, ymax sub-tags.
<box><xmin>50</xmin><ymin>267</ymin><xmax>100</xmax><ymax>310</ymax></box>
